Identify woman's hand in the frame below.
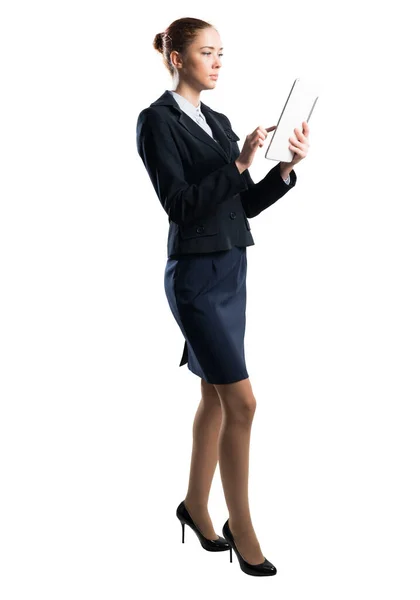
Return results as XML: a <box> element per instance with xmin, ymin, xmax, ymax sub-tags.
<box><xmin>285</xmin><ymin>121</ymin><xmax>310</xmax><ymax>166</ymax></box>
<box><xmin>237</xmin><ymin>125</ymin><xmax>274</xmax><ymax>170</ymax></box>
<box><xmin>235</xmin><ymin>121</ymin><xmax>310</xmax><ymax>172</ymax></box>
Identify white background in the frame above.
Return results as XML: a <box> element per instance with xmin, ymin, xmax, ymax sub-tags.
<box><xmin>1</xmin><ymin>1</ymin><xmax>419</xmax><ymax>598</ymax></box>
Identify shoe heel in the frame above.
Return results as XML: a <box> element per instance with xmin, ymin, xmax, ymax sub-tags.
<box><xmin>176</xmin><ymin>500</ymin><xmax>230</xmax><ymax>553</ymax></box>
<box><xmin>229</xmin><ymin>546</ymin><xmax>232</xmax><ymax>563</ymax></box>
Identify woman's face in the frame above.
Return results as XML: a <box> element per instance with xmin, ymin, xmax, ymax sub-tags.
<box><xmin>173</xmin><ymin>27</ymin><xmax>223</xmax><ymax>89</ymax></box>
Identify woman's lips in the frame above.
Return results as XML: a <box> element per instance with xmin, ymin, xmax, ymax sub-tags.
<box><xmin>210</xmin><ymin>75</ymin><xmax>218</xmax><ymax>79</ymax></box>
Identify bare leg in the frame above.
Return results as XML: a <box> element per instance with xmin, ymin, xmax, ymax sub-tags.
<box><xmin>183</xmin><ymin>378</ymin><xmax>223</xmax><ymax>540</ymax></box>
<box><xmin>213</xmin><ymin>377</ymin><xmax>265</xmax><ymax>565</ymax></box>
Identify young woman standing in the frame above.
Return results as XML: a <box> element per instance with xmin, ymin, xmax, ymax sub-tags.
<box><xmin>136</xmin><ymin>17</ymin><xmax>309</xmax><ymax>576</ymax></box>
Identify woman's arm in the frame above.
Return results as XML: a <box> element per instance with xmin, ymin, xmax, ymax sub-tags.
<box><xmin>222</xmin><ymin>115</ymin><xmax>297</xmax><ymax>219</ymax></box>
<box><xmin>239</xmin><ymin>164</ymin><xmax>297</xmax><ymax>218</ymax></box>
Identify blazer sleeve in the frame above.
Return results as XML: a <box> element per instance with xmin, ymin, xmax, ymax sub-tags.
<box><xmin>136</xmin><ymin>109</ymin><xmax>249</xmax><ymax>226</ymax></box>
<box><xmin>222</xmin><ymin>116</ymin><xmax>298</xmax><ymax>219</ymax></box>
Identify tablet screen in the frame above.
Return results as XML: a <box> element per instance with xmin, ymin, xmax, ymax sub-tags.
<box><xmin>265</xmin><ymin>78</ymin><xmax>319</xmax><ymax>162</ymax></box>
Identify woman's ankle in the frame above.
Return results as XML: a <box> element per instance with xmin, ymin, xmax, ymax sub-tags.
<box><xmin>230</xmin><ymin>519</ymin><xmax>253</xmax><ymax>533</ymax></box>
<box><xmin>184</xmin><ymin>497</ymin><xmax>209</xmax><ymax>511</ymax></box>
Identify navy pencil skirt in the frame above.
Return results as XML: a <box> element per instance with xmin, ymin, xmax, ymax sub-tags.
<box><xmin>164</xmin><ymin>245</ymin><xmax>249</xmax><ymax>385</ymax></box>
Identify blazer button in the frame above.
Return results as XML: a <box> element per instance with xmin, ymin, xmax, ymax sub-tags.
<box><xmin>229</xmin><ymin>212</ymin><xmax>236</xmax><ymax>219</ymax></box>
<box><xmin>196</xmin><ymin>225</ymin><xmax>204</xmax><ymax>233</ymax></box>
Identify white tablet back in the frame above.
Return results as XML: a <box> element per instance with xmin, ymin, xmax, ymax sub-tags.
<box><xmin>265</xmin><ymin>78</ymin><xmax>319</xmax><ymax>162</ymax></box>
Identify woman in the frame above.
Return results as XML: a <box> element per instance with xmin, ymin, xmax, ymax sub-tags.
<box><xmin>136</xmin><ymin>17</ymin><xmax>309</xmax><ymax>576</ymax></box>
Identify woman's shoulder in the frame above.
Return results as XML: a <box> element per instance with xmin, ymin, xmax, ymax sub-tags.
<box><xmin>137</xmin><ymin>106</ymin><xmax>163</xmax><ymax>126</ymax></box>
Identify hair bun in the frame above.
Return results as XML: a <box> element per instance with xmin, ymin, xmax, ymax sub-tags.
<box><xmin>153</xmin><ymin>32</ymin><xmax>164</xmax><ymax>52</ymax></box>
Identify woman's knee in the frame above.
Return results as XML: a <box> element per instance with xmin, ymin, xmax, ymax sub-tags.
<box><xmin>213</xmin><ymin>378</ymin><xmax>257</xmax><ymax>418</ymax></box>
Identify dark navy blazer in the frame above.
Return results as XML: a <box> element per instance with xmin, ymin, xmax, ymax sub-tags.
<box><xmin>136</xmin><ymin>90</ymin><xmax>297</xmax><ymax>258</ymax></box>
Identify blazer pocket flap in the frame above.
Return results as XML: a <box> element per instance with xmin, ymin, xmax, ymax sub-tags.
<box><xmin>223</xmin><ymin>128</ymin><xmax>240</xmax><ymax>142</ymax></box>
<box><xmin>179</xmin><ymin>221</ymin><xmax>219</xmax><ymax>240</ymax></box>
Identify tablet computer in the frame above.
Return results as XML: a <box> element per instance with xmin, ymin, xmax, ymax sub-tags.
<box><xmin>265</xmin><ymin>77</ymin><xmax>319</xmax><ymax>162</ymax></box>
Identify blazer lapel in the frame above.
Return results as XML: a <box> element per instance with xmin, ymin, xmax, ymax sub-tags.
<box><xmin>200</xmin><ymin>105</ymin><xmax>232</xmax><ymax>160</ymax></box>
<box><xmin>177</xmin><ymin>111</ymin><xmax>230</xmax><ymax>161</ymax></box>
<box><xmin>150</xmin><ymin>90</ymin><xmax>232</xmax><ymax>162</ymax></box>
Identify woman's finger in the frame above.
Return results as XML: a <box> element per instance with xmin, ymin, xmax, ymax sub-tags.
<box><xmin>298</xmin><ymin>122</ymin><xmax>310</xmax><ymax>141</ymax></box>
<box><xmin>254</xmin><ymin>129</ymin><xmax>268</xmax><ymax>147</ymax></box>
<box><xmin>289</xmin><ymin>136</ymin><xmax>305</xmax><ymax>149</ymax></box>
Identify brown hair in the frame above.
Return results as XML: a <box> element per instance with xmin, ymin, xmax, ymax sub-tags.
<box><xmin>153</xmin><ymin>17</ymin><xmax>215</xmax><ymax>77</ymax></box>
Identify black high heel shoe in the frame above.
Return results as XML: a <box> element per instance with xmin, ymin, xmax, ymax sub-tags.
<box><xmin>222</xmin><ymin>519</ymin><xmax>277</xmax><ymax>576</ymax></box>
<box><xmin>176</xmin><ymin>500</ymin><xmax>231</xmax><ymax>552</ymax></box>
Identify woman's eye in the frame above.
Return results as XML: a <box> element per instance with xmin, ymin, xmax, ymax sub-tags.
<box><xmin>202</xmin><ymin>52</ymin><xmax>223</xmax><ymax>57</ymax></box>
